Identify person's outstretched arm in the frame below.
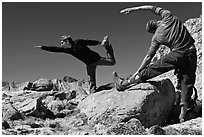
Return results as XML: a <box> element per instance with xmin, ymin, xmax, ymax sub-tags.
<box><xmin>34</xmin><ymin>45</ymin><xmax>70</xmax><ymax>53</ymax></box>
<box><xmin>120</xmin><ymin>5</ymin><xmax>171</xmax><ymax>19</ymax></box>
<box><xmin>132</xmin><ymin>42</ymin><xmax>160</xmax><ymax>77</ymax></box>
<box><xmin>120</xmin><ymin>5</ymin><xmax>154</xmax><ymax>14</ymax></box>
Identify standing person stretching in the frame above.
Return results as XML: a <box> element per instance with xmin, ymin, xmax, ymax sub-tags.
<box><xmin>35</xmin><ymin>35</ymin><xmax>116</xmax><ymax>94</ymax></box>
<box><xmin>113</xmin><ymin>5</ymin><xmax>197</xmax><ymax>123</ymax></box>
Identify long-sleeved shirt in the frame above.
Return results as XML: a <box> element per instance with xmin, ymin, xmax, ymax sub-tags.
<box><xmin>150</xmin><ymin>6</ymin><xmax>195</xmax><ymax>51</ymax></box>
<box><xmin>41</xmin><ymin>39</ymin><xmax>101</xmax><ymax>65</ymax></box>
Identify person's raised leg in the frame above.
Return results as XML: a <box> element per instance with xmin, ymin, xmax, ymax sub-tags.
<box><xmin>98</xmin><ymin>36</ymin><xmax>116</xmax><ymax>66</ymax></box>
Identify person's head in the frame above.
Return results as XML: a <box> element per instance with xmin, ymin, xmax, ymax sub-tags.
<box><xmin>146</xmin><ymin>20</ymin><xmax>158</xmax><ymax>34</ymax></box>
<box><xmin>60</xmin><ymin>35</ymin><xmax>72</xmax><ymax>47</ymax></box>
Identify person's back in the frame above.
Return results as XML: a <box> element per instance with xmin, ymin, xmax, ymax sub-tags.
<box><xmin>151</xmin><ymin>6</ymin><xmax>195</xmax><ymax>51</ymax></box>
<box><xmin>69</xmin><ymin>39</ymin><xmax>101</xmax><ymax>65</ymax></box>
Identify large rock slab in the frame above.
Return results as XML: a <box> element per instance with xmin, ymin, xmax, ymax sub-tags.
<box><xmin>77</xmin><ymin>78</ymin><xmax>176</xmax><ymax>128</ymax></box>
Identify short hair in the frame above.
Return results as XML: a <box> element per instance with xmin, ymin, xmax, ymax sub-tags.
<box><xmin>60</xmin><ymin>35</ymin><xmax>71</xmax><ymax>41</ymax></box>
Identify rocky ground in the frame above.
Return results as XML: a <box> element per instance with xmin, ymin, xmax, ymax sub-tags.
<box><xmin>2</xmin><ymin>15</ymin><xmax>202</xmax><ymax>135</ymax></box>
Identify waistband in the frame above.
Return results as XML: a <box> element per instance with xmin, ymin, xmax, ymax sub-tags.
<box><xmin>172</xmin><ymin>44</ymin><xmax>196</xmax><ymax>52</ymax></box>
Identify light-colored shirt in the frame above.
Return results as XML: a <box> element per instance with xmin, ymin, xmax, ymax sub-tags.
<box><xmin>151</xmin><ymin>6</ymin><xmax>195</xmax><ymax>51</ymax></box>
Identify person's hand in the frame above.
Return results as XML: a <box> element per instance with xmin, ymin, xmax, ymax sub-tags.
<box><xmin>120</xmin><ymin>8</ymin><xmax>134</xmax><ymax>14</ymax></box>
<box><xmin>120</xmin><ymin>7</ymin><xmax>142</xmax><ymax>14</ymax></box>
<box><xmin>34</xmin><ymin>45</ymin><xmax>42</xmax><ymax>49</ymax></box>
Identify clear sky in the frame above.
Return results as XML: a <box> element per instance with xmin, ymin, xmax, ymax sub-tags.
<box><xmin>2</xmin><ymin>2</ymin><xmax>202</xmax><ymax>87</ymax></box>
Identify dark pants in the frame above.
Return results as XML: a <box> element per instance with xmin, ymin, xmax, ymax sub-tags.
<box><xmin>138</xmin><ymin>45</ymin><xmax>197</xmax><ymax>107</ymax></box>
<box><xmin>86</xmin><ymin>45</ymin><xmax>116</xmax><ymax>93</ymax></box>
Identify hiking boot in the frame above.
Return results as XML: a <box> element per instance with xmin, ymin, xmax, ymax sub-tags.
<box><xmin>101</xmin><ymin>36</ymin><xmax>109</xmax><ymax>48</ymax></box>
<box><xmin>113</xmin><ymin>71</ymin><xmax>129</xmax><ymax>91</ymax></box>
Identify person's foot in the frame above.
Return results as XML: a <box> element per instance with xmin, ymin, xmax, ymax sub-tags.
<box><xmin>113</xmin><ymin>71</ymin><xmax>128</xmax><ymax>91</ymax></box>
<box><xmin>101</xmin><ymin>35</ymin><xmax>109</xmax><ymax>48</ymax></box>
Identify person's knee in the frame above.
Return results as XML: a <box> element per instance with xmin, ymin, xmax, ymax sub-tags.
<box><xmin>107</xmin><ymin>58</ymin><xmax>116</xmax><ymax>66</ymax></box>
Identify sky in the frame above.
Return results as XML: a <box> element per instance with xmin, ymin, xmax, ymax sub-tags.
<box><xmin>2</xmin><ymin>1</ymin><xmax>202</xmax><ymax>87</ymax></box>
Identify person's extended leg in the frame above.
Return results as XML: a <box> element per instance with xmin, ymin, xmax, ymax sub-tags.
<box><xmin>86</xmin><ymin>64</ymin><xmax>97</xmax><ymax>94</ymax></box>
<box><xmin>113</xmin><ymin>51</ymin><xmax>183</xmax><ymax>91</ymax></box>
<box><xmin>113</xmin><ymin>71</ymin><xmax>142</xmax><ymax>91</ymax></box>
